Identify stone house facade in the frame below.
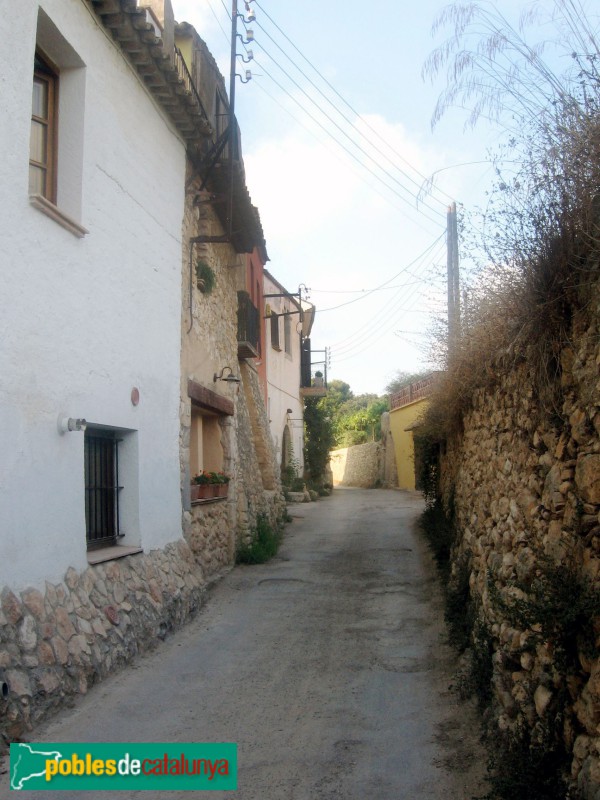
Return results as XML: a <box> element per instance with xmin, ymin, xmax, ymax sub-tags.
<box><xmin>175</xmin><ymin>21</ymin><xmax>285</xmax><ymax>568</ymax></box>
<box><xmin>0</xmin><ymin>0</ymin><xmax>283</xmax><ymax>746</ymax></box>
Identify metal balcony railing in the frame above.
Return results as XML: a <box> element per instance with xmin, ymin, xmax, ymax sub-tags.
<box><xmin>300</xmin><ymin>338</ymin><xmax>327</xmax><ymax>396</ymax></box>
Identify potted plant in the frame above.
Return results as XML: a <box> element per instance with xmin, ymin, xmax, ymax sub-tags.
<box><xmin>191</xmin><ymin>470</ymin><xmax>230</xmax><ymax>500</ymax></box>
<box><xmin>195</xmin><ymin>259</ymin><xmax>216</xmax><ymax>294</ymax></box>
<box><xmin>314</xmin><ymin>370</ymin><xmax>324</xmax><ymax>387</ymax></box>
<box><xmin>191</xmin><ymin>471</ymin><xmax>212</xmax><ymax>500</ymax></box>
<box><xmin>208</xmin><ymin>471</ymin><xmax>230</xmax><ymax>498</ymax></box>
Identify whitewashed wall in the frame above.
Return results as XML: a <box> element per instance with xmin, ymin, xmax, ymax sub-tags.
<box><xmin>0</xmin><ymin>0</ymin><xmax>186</xmax><ymax>588</ymax></box>
<box><xmin>263</xmin><ymin>273</ymin><xmax>305</xmax><ymax>473</ymax></box>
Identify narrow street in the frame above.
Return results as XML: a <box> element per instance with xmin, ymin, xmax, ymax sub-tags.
<box><xmin>4</xmin><ymin>488</ymin><xmax>486</xmax><ymax>799</ymax></box>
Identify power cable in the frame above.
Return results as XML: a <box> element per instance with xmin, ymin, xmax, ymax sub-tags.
<box><xmin>254</xmin><ymin>0</ymin><xmax>456</xmax><ymax>205</ymax></box>
<box><xmin>252</xmin><ymin>80</ymin><xmax>440</xmax><ymax>223</ymax></box>
<box><xmin>320</xmin><ymin>233</ymin><xmax>444</xmax><ymax>315</ymax></box>
<box><xmin>329</xmin><ymin>261</ymin><xmax>443</xmax><ymax>356</ymax></box>
<box><xmin>329</xmin><ymin>242</ymin><xmax>446</xmax><ymax>355</ymax></box>
<box><xmin>254</xmin><ymin>18</ymin><xmax>448</xmax><ymax>211</ymax></box>
<box><xmin>253</xmin><ymin>41</ymin><xmax>443</xmax><ymax>222</ymax></box>
<box><xmin>254</xmin><ymin>58</ymin><xmax>443</xmax><ymax>234</ymax></box>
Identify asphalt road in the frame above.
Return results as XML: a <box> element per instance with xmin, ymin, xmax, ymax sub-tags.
<box><xmin>3</xmin><ymin>487</ymin><xmax>486</xmax><ymax>799</ymax></box>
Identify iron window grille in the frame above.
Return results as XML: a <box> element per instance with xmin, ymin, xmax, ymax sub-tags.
<box><xmin>84</xmin><ymin>430</ymin><xmax>123</xmax><ymax>550</ymax></box>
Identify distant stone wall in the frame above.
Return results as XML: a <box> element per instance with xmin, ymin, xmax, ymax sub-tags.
<box><xmin>438</xmin><ymin>290</ymin><xmax>600</xmax><ymax>797</ymax></box>
<box><xmin>0</xmin><ymin>541</ymin><xmax>204</xmax><ymax>748</ymax></box>
<box><xmin>380</xmin><ymin>412</ymin><xmax>398</xmax><ymax>488</ymax></box>
<box><xmin>330</xmin><ymin>442</ymin><xmax>383</xmax><ymax>488</ymax></box>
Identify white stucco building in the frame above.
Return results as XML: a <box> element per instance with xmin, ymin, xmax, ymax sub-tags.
<box><xmin>263</xmin><ymin>270</ymin><xmax>312</xmax><ymax>477</ymax></box>
<box><xmin>0</xmin><ymin>0</ymin><xmax>288</xmax><ymax>744</ymax></box>
<box><xmin>0</xmin><ymin>0</ymin><xmax>189</xmax><ymax>589</ymax></box>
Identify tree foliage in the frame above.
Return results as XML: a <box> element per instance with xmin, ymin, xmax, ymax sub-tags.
<box><xmin>303</xmin><ymin>397</ymin><xmax>335</xmax><ymax>485</ymax></box>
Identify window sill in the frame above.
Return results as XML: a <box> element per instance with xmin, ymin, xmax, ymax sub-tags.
<box><xmin>30</xmin><ymin>194</ymin><xmax>89</xmax><ymax>238</ymax></box>
<box><xmin>87</xmin><ymin>545</ymin><xmax>143</xmax><ymax>565</ymax></box>
<box><xmin>191</xmin><ymin>497</ymin><xmax>228</xmax><ymax>506</ymax></box>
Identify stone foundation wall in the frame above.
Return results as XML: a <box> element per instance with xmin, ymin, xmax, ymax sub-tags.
<box><xmin>184</xmin><ymin>499</ymin><xmax>234</xmax><ymax>576</ymax></box>
<box><xmin>439</xmin><ymin>290</ymin><xmax>600</xmax><ymax>796</ymax></box>
<box><xmin>0</xmin><ymin>540</ymin><xmax>205</xmax><ymax>748</ymax></box>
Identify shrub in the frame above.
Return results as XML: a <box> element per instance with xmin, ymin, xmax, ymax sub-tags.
<box><xmin>236</xmin><ymin>515</ymin><xmax>282</xmax><ymax>565</ymax></box>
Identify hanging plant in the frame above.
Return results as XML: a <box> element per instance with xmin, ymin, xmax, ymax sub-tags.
<box><xmin>195</xmin><ymin>259</ymin><xmax>216</xmax><ymax>294</ymax></box>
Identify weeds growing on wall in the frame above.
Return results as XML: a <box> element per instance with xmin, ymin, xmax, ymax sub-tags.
<box><xmin>419</xmin><ymin>1</ymin><xmax>600</xmax><ymax>441</ymax></box>
<box><xmin>236</xmin><ymin>515</ymin><xmax>282</xmax><ymax>565</ymax></box>
<box><xmin>478</xmin><ymin>556</ymin><xmax>600</xmax><ymax>799</ymax></box>
<box><xmin>482</xmin><ymin>720</ymin><xmax>574</xmax><ymax>800</ymax></box>
<box><xmin>413</xmin><ymin>432</ymin><xmax>441</xmax><ymax>507</ymax></box>
<box><xmin>419</xmin><ymin>499</ymin><xmax>479</xmax><ymax>653</ymax></box>
<box><xmin>488</xmin><ymin>557</ymin><xmax>600</xmax><ymax>675</ymax></box>
<box><xmin>419</xmin><ymin>499</ymin><xmax>456</xmax><ymax>580</ymax></box>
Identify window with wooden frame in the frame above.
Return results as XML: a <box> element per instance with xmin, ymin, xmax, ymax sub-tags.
<box><xmin>30</xmin><ymin>52</ymin><xmax>58</xmax><ymax>202</ymax></box>
<box><xmin>284</xmin><ymin>310</ymin><xmax>292</xmax><ymax>355</ymax></box>
<box><xmin>270</xmin><ymin>312</ymin><xmax>281</xmax><ymax>350</ymax></box>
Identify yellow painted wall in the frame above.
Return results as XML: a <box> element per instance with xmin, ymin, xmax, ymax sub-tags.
<box><xmin>175</xmin><ymin>34</ymin><xmax>193</xmax><ymax>71</ymax></box>
<box><xmin>389</xmin><ymin>398</ymin><xmax>429</xmax><ymax>490</ymax></box>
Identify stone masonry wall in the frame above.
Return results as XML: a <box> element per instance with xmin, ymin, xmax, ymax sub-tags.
<box><xmin>438</xmin><ymin>288</ymin><xmax>600</xmax><ymax>796</ymax></box>
<box><xmin>330</xmin><ymin>442</ymin><xmax>383</xmax><ymax>488</ymax></box>
<box><xmin>235</xmin><ymin>362</ymin><xmax>286</xmax><ymax>542</ymax></box>
<box><xmin>0</xmin><ymin>541</ymin><xmax>204</xmax><ymax>748</ymax></box>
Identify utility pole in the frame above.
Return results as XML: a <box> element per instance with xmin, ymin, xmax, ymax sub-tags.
<box><xmin>446</xmin><ymin>201</ymin><xmax>460</xmax><ymax>353</ymax></box>
<box><xmin>227</xmin><ymin>0</ymin><xmax>238</xmax><ymax>239</ymax></box>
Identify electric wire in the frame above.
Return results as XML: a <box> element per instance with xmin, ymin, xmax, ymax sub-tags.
<box><xmin>253</xmin><ymin>17</ymin><xmax>448</xmax><ymax>212</ymax></box>
<box><xmin>329</xmin><ymin>254</ymin><xmax>444</xmax><ymax>356</ymax></box>
<box><xmin>309</xmin><ymin>280</ymin><xmax>428</xmax><ymax>294</ymax></box>
<box><xmin>251</xmin><ymin>79</ymin><xmax>440</xmax><ymax>224</ymax></box>
<box><xmin>203</xmin><ymin>1</ymin><xmax>452</xmax><ymax>366</ymax></box>
<box><xmin>253</xmin><ymin>42</ymin><xmax>443</xmax><ymax>223</ymax></box>
<box><xmin>254</xmin><ymin>0</ymin><xmax>456</xmax><ymax>206</ymax></box>
<box><xmin>214</xmin><ymin>0</ymin><xmax>445</xmax><ymax>229</ymax></box>
<box><xmin>331</xmin><ymin>289</ymin><xmax>444</xmax><ymax>364</ymax></box>
<box><xmin>253</xmin><ymin>57</ymin><xmax>443</xmax><ymax>231</ymax></box>
<box><xmin>329</xmin><ymin>241</ymin><xmax>446</xmax><ymax>356</ymax></box>
<box><xmin>319</xmin><ymin>233</ymin><xmax>444</xmax><ymax>315</ymax></box>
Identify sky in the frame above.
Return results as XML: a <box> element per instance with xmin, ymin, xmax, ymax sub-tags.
<box><xmin>169</xmin><ymin>0</ymin><xmax>582</xmax><ymax>395</ymax></box>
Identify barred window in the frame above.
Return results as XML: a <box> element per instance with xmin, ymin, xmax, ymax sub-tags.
<box><xmin>84</xmin><ymin>430</ymin><xmax>121</xmax><ymax>550</ymax></box>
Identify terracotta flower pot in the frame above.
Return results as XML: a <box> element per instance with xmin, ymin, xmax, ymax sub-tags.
<box><xmin>191</xmin><ymin>483</ymin><xmax>213</xmax><ymax>500</ymax></box>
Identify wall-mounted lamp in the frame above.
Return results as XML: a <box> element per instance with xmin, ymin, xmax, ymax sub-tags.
<box><xmin>58</xmin><ymin>416</ymin><xmax>87</xmax><ymax>434</ymax></box>
<box><xmin>235</xmin><ymin>70</ymin><xmax>252</xmax><ymax>83</ymax></box>
<box><xmin>286</xmin><ymin>408</ymin><xmax>293</xmax><ymax>415</ymax></box>
<box><xmin>237</xmin><ymin>49</ymin><xmax>253</xmax><ymax>63</ymax></box>
<box><xmin>214</xmin><ymin>366</ymin><xmax>241</xmax><ymax>384</ymax></box>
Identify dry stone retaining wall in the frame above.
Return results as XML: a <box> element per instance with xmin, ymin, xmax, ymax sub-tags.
<box><xmin>439</xmin><ymin>295</ymin><xmax>600</xmax><ymax>796</ymax></box>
